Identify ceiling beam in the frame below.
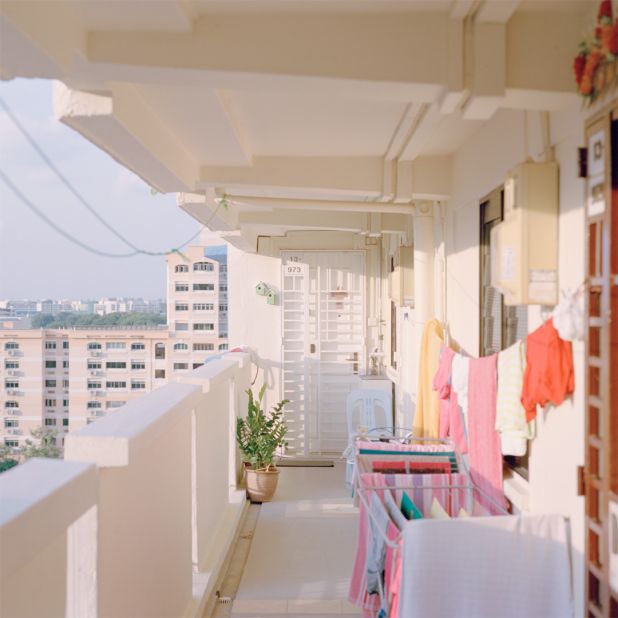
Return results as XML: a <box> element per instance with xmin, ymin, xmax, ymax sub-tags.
<box><xmin>54</xmin><ymin>82</ymin><xmax>199</xmax><ymax>193</ymax></box>
<box><xmin>177</xmin><ymin>191</ymin><xmax>239</xmax><ymax>231</ymax></box>
<box><xmin>398</xmin><ymin>103</ymin><xmax>444</xmax><ymax>161</ymax></box>
<box><xmin>199</xmin><ymin>156</ymin><xmax>384</xmax><ymax>199</ymax></box>
<box><xmin>227</xmin><ymin>196</ymin><xmax>415</xmax><ymax>215</ymax></box>
<box><xmin>85</xmin><ymin>13</ymin><xmax>450</xmax><ymax>99</ymax></box>
<box><xmin>476</xmin><ymin>0</ymin><xmax>521</xmax><ymax>23</ymax></box>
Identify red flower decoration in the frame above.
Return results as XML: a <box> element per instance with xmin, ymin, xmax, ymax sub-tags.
<box><xmin>573</xmin><ymin>54</ymin><xmax>586</xmax><ymax>84</ymax></box>
<box><xmin>598</xmin><ymin>0</ymin><xmax>613</xmax><ymax>21</ymax></box>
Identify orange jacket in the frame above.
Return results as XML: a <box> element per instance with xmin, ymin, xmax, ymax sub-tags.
<box><xmin>521</xmin><ymin>319</ymin><xmax>574</xmax><ymax>422</ymax></box>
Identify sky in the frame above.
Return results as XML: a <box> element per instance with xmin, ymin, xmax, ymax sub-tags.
<box><xmin>0</xmin><ymin>79</ymin><xmax>201</xmax><ymax>300</ymax></box>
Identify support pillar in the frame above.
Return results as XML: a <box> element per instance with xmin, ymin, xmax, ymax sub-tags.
<box><xmin>409</xmin><ymin>201</ymin><xmax>436</xmax><ymax>426</ymax></box>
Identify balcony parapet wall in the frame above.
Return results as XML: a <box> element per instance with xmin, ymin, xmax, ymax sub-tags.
<box><xmin>0</xmin><ymin>352</ymin><xmax>251</xmax><ymax>618</ymax></box>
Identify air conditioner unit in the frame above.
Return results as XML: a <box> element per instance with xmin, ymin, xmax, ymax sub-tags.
<box><xmin>6</xmin><ymin>410</ymin><xmax>20</xmax><ymax>416</ymax></box>
<box><xmin>7</xmin><ymin>350</ymin><xmax>19</xmax><ymax>357</ymax></box>
<box><xmin>7</xmin><ymin>429</ymin><xmax>21</xmax><ymax>436</ymax></box>
<box><xmin>6</xmin><ymin>390</ymin><xmax>19</xmax><ymax>396</ymax></box>
<box><xmin>90</xmin><ymin>351</ymin><xmax>102</xmax><ymax>357</ymax></box>
<box><xmin>7</xmin><ymin>370</ymin><xmax>17</xmax><ymax>376</ymax></box>
<box><xmin>95</xmin><ymin>390</ymin><xmax>106</xmax><ymax>397</ymax></box>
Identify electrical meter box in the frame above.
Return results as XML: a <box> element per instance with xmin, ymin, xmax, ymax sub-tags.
<box><xmin>389</xmin><ymin>246</ymin><xmax>414</xmax><ymax>306</ymax></box>
<box><xmin>491</xmin><ymin>161</ymin><xmax>559</xmax><ymax>306</ymax></box>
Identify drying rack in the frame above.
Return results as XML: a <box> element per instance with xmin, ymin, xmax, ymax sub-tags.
<box><xmin>351</xmin><ymin>437</ymin><xmax>509</xmax><ymax>617</ymax></box>
<box><xmin>343</xmin><ymin>427</ymin><xmax>459</xmax><ymax>486</ymax></box>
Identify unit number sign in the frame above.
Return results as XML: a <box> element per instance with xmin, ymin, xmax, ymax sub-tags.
<box><xmin>284</xmin><ymin>255</ymin><xmax>307</xmax><ymax>277</ymax></box>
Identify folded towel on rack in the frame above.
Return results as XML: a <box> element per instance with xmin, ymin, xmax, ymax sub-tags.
<box><xmin>397</xmin><ymin>514</ymin><xmax>573</xmax><ymax>618</ymax></box>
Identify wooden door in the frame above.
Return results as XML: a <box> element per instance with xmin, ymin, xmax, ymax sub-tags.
<box><xmin>584</xmin><ymin>101</ymin><xmax>618</xmax><ymax>618</ymax></box>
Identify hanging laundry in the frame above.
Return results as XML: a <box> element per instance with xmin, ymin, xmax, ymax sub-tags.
<box><xmin>412</xmin><ymin>318</ymin><xmax>444</xmax><ymax>439</ymax></box>
<box><xmin>384</xmin><ymin>522</ymin><xmax>402</xmax><ymax>618</ymax></box>
<box><xmin>349</xmin><ymin>477</ymin><xmax>387</xmax><ymax>615</ymax></box>
<box><xmin>496</xmin><ymin>340</ymin><xmax>535</xmax><ymax>456</ymax></box>
<box><xmin>366</xmin><ymin>494</ymin><xmax>390</xmax><ymax>596</ymax></box>
<box><xmin>397</xmin><ymin>514</ymin><xmax>573</xmax><ymax>618</ymax></box>
<box><xmin>467</xmin><ymin>354</ymin><xmax>505</xmax><ymax>514</ymax></box>
<box><xmin>521</xmin><ymin>318</ymin><xmax>575</xmax><ymax>423</ymax></box>
<box><xmin>433</xmin><ymin>345</ymin><xmax>467</xmax><ymax>453</ymax></box>
<box><xmin>552</xmin><ymin>288</ymin><xmax>584</xmax><ymax>341</ymax></box>
<box><xmin>451</xmin><ymin>352</ymin><xmax>470</xmax><ymax>452</ymax></box>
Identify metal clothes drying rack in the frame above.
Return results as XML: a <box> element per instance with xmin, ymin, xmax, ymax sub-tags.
<box><xmin>343</xmin><ymin>427</ymin><xmax>457</xmax><ymax>486</ymax></box>
<box><xmin>351</xmin><ymin>436</ymin><xmax>509</xmax><ymax>617</ymax></box>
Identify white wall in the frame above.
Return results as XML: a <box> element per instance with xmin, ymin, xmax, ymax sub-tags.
<box><xmin>228</xmin><ymin>245</ymin><xmax>282</xmax><ymax>410</ymax></box>
<box><xmin>445</xmin><ymin>107</ymin><xmax>586</xmax><ymax>615</ymax></box>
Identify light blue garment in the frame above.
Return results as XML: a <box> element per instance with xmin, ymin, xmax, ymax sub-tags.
<box><xmin>366</xmin><ymin>493</ymin><xmax>390</xmax><ymax>596</ymax></box>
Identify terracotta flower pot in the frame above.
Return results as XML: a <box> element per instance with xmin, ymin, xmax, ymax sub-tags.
<box><xmin>245</xmin><ymin>467</ymin><xmax>280</xmax><ymax>503</ymax></box>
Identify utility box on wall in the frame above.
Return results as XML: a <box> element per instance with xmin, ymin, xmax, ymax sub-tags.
<box><xmin>389</xmin><ymin>246</ymin><xmax>414</xmax><ymax>306</ymax></box>
<box><xmin>491</xmin><ymin>162</ymin><xmax>559</xmax><ymax>306</ymax></box>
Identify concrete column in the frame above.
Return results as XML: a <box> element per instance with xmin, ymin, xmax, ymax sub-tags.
<box><xmin>413</xmin><ymin>201</ymin><xmax>436</xmax><ymax>331</ymax></box>
<box><xmin>409</xmin><ymin>202</ymin><xmax>436</xmax><ymax>424</ymax></box>
<box><xmin>433</xmin><ymin>201</ymin><xmax>446</xmax><ymax>325</ymax></box>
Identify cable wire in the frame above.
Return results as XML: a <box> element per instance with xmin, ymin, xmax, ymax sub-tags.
<box><xmin>0</xmin><ymin>168</ymin><xmax>224</xmax><ymax>259</ymax></box>
<box><xmin>0</xmin><ymin>95</ymin><xmax>224</xmax><ymax>257</ymax></box>
<box><xmin>0</xmin><ymin>168</ymin><xmax>138</xmax><ymax>258</ymax></box>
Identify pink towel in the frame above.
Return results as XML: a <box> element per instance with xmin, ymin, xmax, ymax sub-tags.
<box><xmin>384</xmin><ymin>523</ymin><xmax>402</xmax><ymax>618</ymax></box>
<box><xmin>349</xmin><ymin>476</ymin><xmax>387</xmax><ymax>613</ymax></box>
<box><xmin>433</xmin><ymin>345</ymin><xmax>467</xmax><ymax>454</ymax></box>
<box><xmin>467</xmin><ymin>354</ymin><xmax>506</xmax><ymax>513</ymax></box>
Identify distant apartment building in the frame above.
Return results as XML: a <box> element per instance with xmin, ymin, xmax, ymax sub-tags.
<box><xmin>92</xmin><ymin>297</ymin><xmax>165</xmax><ymax>315</ymax></box>
<box><xmin>0</xmin><ymin>240</ymin><xmax>228</xmax><ymax>450</ymax></box>
<box><xmin>0</xmin><ymin>328</ymin><xmax>168</xmax><ymax>448</ymax></box>
<box><xmin>0</xmin><ymin>300</ymin><xmax>38</xmax><ymax>317</ymax></box>
<box><xmin>166</xmin><ymin>243</ymin><xmax>228</xmax><ymax>373</ymax></box>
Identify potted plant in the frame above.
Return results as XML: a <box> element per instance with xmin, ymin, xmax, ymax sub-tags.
<box><xmin>236</xmin><ymin>385</ymin><xmax>289</xmax><ymax>503</ymax></box>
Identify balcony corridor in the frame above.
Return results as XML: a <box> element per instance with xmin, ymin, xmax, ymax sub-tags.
<box><xmin>214</xmin><ymin>462</ymin><xmax>361</xmax><ymax>618</ymax></box>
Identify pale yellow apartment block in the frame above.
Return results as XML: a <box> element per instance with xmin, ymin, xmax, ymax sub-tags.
<box><xmin>0</xmin><ymin>241</ymin><xmax>228</xmax><ymax>449</ymax></box>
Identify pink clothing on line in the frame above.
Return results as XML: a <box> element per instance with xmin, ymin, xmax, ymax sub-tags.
<box><xmin>384</xmin><ymin>523</ymin><xmax>402</xmax><ymax>618</ymax></box>
<box><xmin>467</xmin><ymin>354</ymin><xmax>506</xmax><ymax>514</ymax></box>
<box><xmin>433</xmin><ymin>345</ymin><xmax>467</xmax><ymax>454</ymax></box>
<box><xmin>349</xmin><ymin>476</ymin><xmax>387</xmax><ymax>613</ymax></box>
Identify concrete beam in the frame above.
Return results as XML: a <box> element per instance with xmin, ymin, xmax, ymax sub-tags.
<box><xmin>228</xmin><ymin>195</ymin><xmax>415</xmax><ymax>215</ymax></box>
<box><xmin>177</xmin><ymin>191</ymin><xmax>239</xmax><ymax>232</ymax></box>
<box><xmin>86</xmin><ymin>13</ymin><xmax>450</xmax><ymax>94</ymax></box>
<box><xmin>412</xmin><ymin>156</ymin><xmax>452</xmax><ymax>200</ymax></box>
<box><xmin>398</xmin><ymin>104</ymin><xmax>444</xmax><ymax>162</ymax></box>
<box><xmin>0</xmin><ymin>1</ymin><xmax>85</xmax><ymax>79</ymax></box>
<box><xmin>54</xmin><ymin>82</ymin><xmax>199</xmax><ymax>192</ymax></box>
<box><xmin>463</xmin><ymin>21</ymin><xmax>505</xmax><ymax>120</ymax></box>
<box><xmin>238</xmin><ymin>209</ymin><xmax>370</xmax><ymax>233</ymax></box>
<box><xmin>199</xmin><ymin>156</ymin><xmax>384</xmax><ymax>199</ymax></box>
<box><xmin>476</xmin><ymin>0</ymin><xmax>521</xmax><ymax>23</ymax></box>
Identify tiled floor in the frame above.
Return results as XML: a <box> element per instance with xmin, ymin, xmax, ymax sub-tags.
<box><xmin>212</xmin><ymin>462</ymin><xmax>361</xmax><ymax>617</ymax></box>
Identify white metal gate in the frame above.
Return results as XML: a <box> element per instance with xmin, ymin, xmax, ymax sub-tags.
<box><xmin>281</xmin><ymin>251</ymin><xmax>365</xmax><ymax>456</ymax></box>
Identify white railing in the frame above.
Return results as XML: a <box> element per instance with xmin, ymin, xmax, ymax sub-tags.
<box><xmin>0</xmin><ymin>352</ymin><xmax>251</xmax><ymax>618</ymax></box>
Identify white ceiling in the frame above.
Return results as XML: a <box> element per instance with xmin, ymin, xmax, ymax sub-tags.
<box><xmin>134</xmin><ymin>84</ymin><xmax>251</xmax><ymax>165</ymax></box>
<box><xmin>0</xmin><ymin>0</ymin><xmax>589</xmax><ymax>214</ymax></box>
<box><xmin>223</xmin><ymin>90</ymin><xmax>408</xmax><ymax>157</ymax></box>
